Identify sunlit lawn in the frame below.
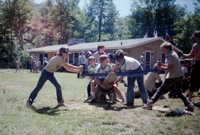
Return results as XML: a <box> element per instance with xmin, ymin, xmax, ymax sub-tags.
<box><xmin>0</xmin><ymin>69</ymin><xmax>200</xmax><ymax>135</ymax></box>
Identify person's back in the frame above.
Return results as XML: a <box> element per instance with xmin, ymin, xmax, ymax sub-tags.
<box><xmin>120</xmin><ymin>56</ymin><xmax>141</xmax><ymax>71</ymax></box>
<box><xmin>145</xmin><ymin>71</ymin><xmax>161</xmax><ymax>92</ymax></box>
<box><xmin>192</xmin><ymin>43</ymin><xmax>200</xmax><ymax>61</ymax></box>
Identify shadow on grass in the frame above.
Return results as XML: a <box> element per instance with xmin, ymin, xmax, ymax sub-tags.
<box><xmin>88</xmin><ymin>101</ymin><xmax>142</xmax><ymax>111</ymax></box>
<box><xmin>34</xmin><ymin>106</ymin><xmax>68</xmax><ymax>115</ymax></box>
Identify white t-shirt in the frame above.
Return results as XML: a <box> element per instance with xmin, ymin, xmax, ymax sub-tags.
<box><xmin>95</xmin><ymin>63</ymin><xmax>112</xmax><ymax>79</ymax></box>
<box><xmin>144</xmin><ymin>72</ymin><xmax>162</xmax><ymax>92</ymax></box>
<box><xmin>95</xmin><ymin>63</ymin><xmax>112</xmax><ymax>74</ymax></box>
<box><xmin>88</xmin><ymin>63</ymin><xmax>99</xmax><ymax>74</ymax></box>
<box><xmin>120</xmin><ymin>56</ymin><xmax>141</xmax><ymax>71</ymax></box>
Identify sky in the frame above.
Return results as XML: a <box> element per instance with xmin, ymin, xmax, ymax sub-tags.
<box><xmin>34</xmin><ymin>0</ymin><xmax>197</xmax><ymax>17</ymax></box>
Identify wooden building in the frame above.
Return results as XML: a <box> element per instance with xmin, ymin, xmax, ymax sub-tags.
<box><xmin>28</xmin><ymin>37</ymin><xmax>182</xmax><ymax>70</ymax></box>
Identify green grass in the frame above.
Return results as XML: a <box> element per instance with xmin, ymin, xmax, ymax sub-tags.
<box><xmin>0</xmin><ymin>69</ymin><xmax>200</xmax><ymax>135</ymax></box>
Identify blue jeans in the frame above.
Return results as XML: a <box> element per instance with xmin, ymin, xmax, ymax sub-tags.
<box><xmin>28</xmin><ymin>69</ymin><xmax>62</xmax><ymax>104</ymax></box>
<box><xmin>126</xmin><ymin>66</ymin><xmax>148</xmax><ymax>104</ymax></box>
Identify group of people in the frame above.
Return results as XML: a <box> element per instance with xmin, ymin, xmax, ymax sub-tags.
<box><xmin>26</xmin><ymin>30</ymin><xmax>200</xmax><ymax>113</ymax></box>
<box><xmin>27</xmin><ymin>56</ymin><xmax>48</xmax><ymax>73</ymax></box>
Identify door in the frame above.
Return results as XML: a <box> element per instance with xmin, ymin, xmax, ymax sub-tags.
<box><xmin>145</xmin><ymin>51</ymin><xmax>151</xmax><ymax>70</ymax></box>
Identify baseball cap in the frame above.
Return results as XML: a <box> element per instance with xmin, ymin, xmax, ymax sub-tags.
<box><xmin>59</xmin><ymin>47</ymin><xmax>71</xmax><ymax>54</ymax></box>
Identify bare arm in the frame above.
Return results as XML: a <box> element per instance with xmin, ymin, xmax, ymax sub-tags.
<box><xmin>115</xmin><ymin>76</ymin><xmax>124</xmax><ymax>84</ymax></box>
<box><xmin>60</xmin><ymin>62</ymin><xmax>83</xmax><ymax>73</ymax></box>
<box><xmin>160</xmin><ymin>64</ymin><xmax>174</xmax><ymax>72</ymax></box>
<box><xmin>182</xmin><ymin>44</ymin><xmax>196</xmax><ymax>59</ymax></box>
<box><xmin>94</xmin><ymin>77</ymin><xmax>107</xmax><ymax>89</ymax></box>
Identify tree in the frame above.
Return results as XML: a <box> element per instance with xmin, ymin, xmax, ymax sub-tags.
<box><xmin>85</xmin><ymin>0</ymin><xmax>119</xmax><ymax>42</ymax></box>
<box><xmin>12</xmin><ymin>0</ymin><xmax>32</xmax><ymax>50</ymax></box>
<box><xmin>173</xmin><ymin>1</ymin><xmax>200</xmax><ymax>53</ymax></box>
<box><xmin>128</xmin><ymin>0</ymin><xmax>187</xmax><ymax>39</ymax></box>
<box><xmin>0</xmin><ymin>0</ymin><xmax>31</xmax><ymax>68</ymax></box>
<box><xmin>49</xmin><ymin>0</ymin><xmax>80</xmax><ymax>44</ymax></box>
<box><xmin>114</xmin><ymin>17</ymin><xmax>132</xmax><ymax>40</ymax></box>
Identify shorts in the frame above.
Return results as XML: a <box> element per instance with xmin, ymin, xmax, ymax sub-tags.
<box><xmin>189</xmin><ymin>61</ymin><xmax>200</xmax><ymax>92</ymax></box>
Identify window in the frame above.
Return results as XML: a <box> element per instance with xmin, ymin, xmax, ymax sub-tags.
<box><xmin>74</xmin><ymin>53</ymin><xmax>79</xmax><ymax>65</ymax></box>
<box><xmin>69</xmin><ymin>53</ymin><xmax>73</xmax><ymax>64</ymax></box>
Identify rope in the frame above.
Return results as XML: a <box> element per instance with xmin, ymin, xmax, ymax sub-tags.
<box><xmin>83</xmin><ymin>69</ymin><xmax>154</xmax><ymax>78</ymax></box>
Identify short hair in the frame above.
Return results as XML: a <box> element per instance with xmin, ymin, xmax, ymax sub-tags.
<box><xmin>160</xmin><ymin>42</ymin><xmax>172</xmax><ymax>51</ymax></box>
<box><xmin>88</xmin><ymin>56</ymin><xmax>95</xmax><ymax>61</ymax></box>
<box><xmin>193</xmin><ymin>30</ymin><xmax>200</xmax><ymax>38</ymax></box>
<box><xmin>58</xmin><ymin>47</ymin><xmax>70</xmax><ymax>56</ymax></box>
<box><xmin>97</xmin><ymin>45</ymin><xmax>105</xmax><ymax>51</ymax></box>
<box><xmin>107</xmin><ymin>53</ymin><xmax>114</xmax><ymax>61</ymax></box>
<box><xmin>99</xmin><ymin>55</ymin><xmax>108</xmax><ymax>63</ymax></box>
<box><xmin>115</xmin><ymin>49</ymin><xmax>124</xmax><ymax>60</ymax></box>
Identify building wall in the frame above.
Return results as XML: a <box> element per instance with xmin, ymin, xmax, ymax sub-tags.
<box><xmin>29</xmin><ymin>40</ymin><xmax>163</xmax><ymax>69</ymax></box>
<box><xmin>30</xmin><ymin>40</ymin><xmax>183</xmax><ymax>70</ymax></box>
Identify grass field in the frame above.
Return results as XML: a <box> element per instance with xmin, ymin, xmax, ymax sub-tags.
<box><xmin>0</xmin><ymin>69</ymin><xmax>200</xmax><ymax>135</ymax></box>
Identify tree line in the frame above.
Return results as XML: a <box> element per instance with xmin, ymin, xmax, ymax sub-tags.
<box><xmin>0</xmin><ymin>0</ymin><xmax>199</xmax><ymax>68</ymax></box>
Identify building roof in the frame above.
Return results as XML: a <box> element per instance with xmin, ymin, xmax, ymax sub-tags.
<box><xmin>27</xmin><ymin>37</ymin><xmax>183</xmax><ymax>53</ymax></box>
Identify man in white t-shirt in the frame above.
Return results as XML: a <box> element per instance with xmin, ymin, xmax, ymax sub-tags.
<box><xmin>114</xmin><ymin>49</ymin><xmax>148</xmax><ymax>107</ymax></box>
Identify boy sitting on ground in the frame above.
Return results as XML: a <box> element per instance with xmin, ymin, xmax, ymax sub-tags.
<box><xmin>87</xmin><ymin>55</ymin><xmax>124</xmax><ymax>103</ymax></box>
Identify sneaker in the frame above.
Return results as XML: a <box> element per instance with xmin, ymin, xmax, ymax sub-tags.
<box><xmin>146</xmin><ymin>99</ymin><xmax>153</xmax><ymax>110</ymax></box>
<box><xmin>87</xmin><ymin>98</ymin><xmax>96</xmax><ymax>103</ymax></box>
<box><xmin>142</xmin><ymin>104</ymin><xmax>148</xmax><ymax>109</ymax></box>
<box><xmin>58</xmin><ymin>102</ymin><xmax>67</xmax><ymax>107</ymax></box>
<box><xmin>26</xmin><ymin>100</ymin><xmax>35</xmax><ymax>110</ymax></box>
<box><xmin>83</xmin><ymin>97</ymin><xmax>92</xmax><ymax>103</ymax></box>
<box><xmin>58</xmin><ymin>99</ymin><xmax>67</xmax><ymax>107</ymax></box>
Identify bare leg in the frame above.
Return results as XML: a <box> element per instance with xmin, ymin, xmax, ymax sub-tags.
<box><xmin>90</xmin><ymin>80</ymin><xmax>96</xmax><ymax>99</ymax></box>
<box><xmin>113</xmin><ymin>84</ymin><xmax>124</xmax><ymax>102</ymax></box>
